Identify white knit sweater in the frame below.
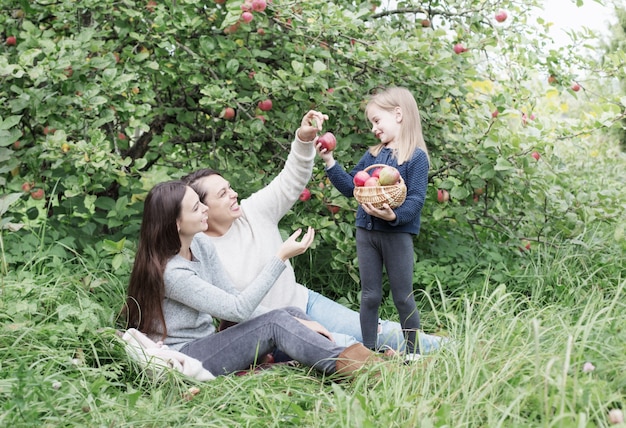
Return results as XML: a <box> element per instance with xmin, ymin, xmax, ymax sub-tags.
<box><xmin>207</xmin><ymin>132</ymin><xmax>314</xmax><ymax>312</ymax></box>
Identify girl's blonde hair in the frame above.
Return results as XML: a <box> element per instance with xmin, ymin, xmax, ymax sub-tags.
<box><xmin>365</xmin><ymin>87</ymin><xmax>430</xmax><ymax>166</ymax></box>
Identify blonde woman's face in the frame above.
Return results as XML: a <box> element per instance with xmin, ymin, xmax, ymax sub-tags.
<box><xmin>367</xmin><ymin>105</ymin><xmax>402</xmax><ymax>146</ymax></box>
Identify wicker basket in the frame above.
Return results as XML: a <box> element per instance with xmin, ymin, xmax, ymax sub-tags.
<box><xmin>353</xmin><ymin>164</ymin><xmax>407</xmax><ymax>209</ymax></box>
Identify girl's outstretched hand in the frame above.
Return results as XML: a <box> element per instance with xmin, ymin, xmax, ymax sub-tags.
<box><xmin>315</xmin><ymin>141</ymin><xmax>336</xmax><ymax>168</ymax></box>
<box><xmin>297</xmin><ymin>110</ymin><xmax>329</xmax><ymax>142</ymax></box>
<box><xmin>276</xmin><ymin>227</ymin><xmax>315</xmax><ymax>261</ymax></box>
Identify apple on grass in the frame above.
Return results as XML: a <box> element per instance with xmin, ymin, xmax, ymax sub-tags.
<box><xmin>353</xmin><ymin>170</ymin><xmax>370</xmax><ymax>187</ymax></box>
<box><xmin>6</xmin><ymin>36</ymin><xmax>17</xmax><ymax>46</ymax></box>
<box><xmin>318</xmin><ymin>132</ymin><xmax>336</xmax><ymax>152</ymax></box>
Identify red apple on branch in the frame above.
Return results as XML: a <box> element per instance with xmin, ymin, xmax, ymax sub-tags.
<box><xmin>571</xmin><ymin>83</ymin><xmax>581</xmax><ymax>92</ymax></box>
<box><xmin>437</xmin><ymin>189</ymin><xmax>449</xmax><ymax>203</ymax></box>
<box><xmin>258</xmin><ymin>99</ymin><xmax>272</xmax><ymax>111</ymax></box>
<box><xmin>30</xmin><ymin>188</ymin><xmax>45</xmax><ymax>200</ymax></box>
<box><xmin>299</xmin><ymin>188</ymin><xmax>311</xmax><ymax>201</ymax></box>
<box><xmin>453</xmin><ymin>43</ymin><xmax>467</xmax><ymax>54</ymax></box>
<box><xmin>495</xmin><ymin>10</ymin><xmax>508</xmax><ymax>23</ymax></box>
<box><xmin>531</xmin><ymin>151</ymin><xmax>541</xmax><ymax>161</ymax></box>
<box><xmin>6</xmin><ymin>36</ymin><xmax>17</xmax><ymax>46</ymax></box>
<box><xmin>222</xmin><ymin>107</ymin><xmax>236</xmax><ymax>120</ymax></box>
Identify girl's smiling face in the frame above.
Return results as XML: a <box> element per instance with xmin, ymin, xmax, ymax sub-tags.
<box><xmin>367</xmin><ymin>105</ymin><xmax>402</xmax><ymax>146</ymax></box>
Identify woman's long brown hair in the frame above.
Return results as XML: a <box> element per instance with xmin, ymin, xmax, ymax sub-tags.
<box><xmin>123</xmin><ymin>180</ymin><xmax>187</xmax><ymax>339</ymax></box>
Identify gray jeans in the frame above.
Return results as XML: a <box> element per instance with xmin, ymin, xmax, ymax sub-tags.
<box><xmin>356</xmin><ymin>228</ymin><xmax>421</xmax><ymax>353</ymax></box>
<box><xmin>179</xmin><ymin>308</ymin><xmax>345</xmax><ymax>376</ymax></box>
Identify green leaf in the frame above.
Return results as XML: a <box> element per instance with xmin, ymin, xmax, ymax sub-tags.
<box><xmin>0</xmin><ymin>193</ymin><xmax>23</xmax><ymax>217</ymax></box>
<box><xmin>291</xmin><ymin>60</ymin><xmax>304</xmax><ymax>77</ymax></box>
<box><xmin>494</xmin><ymin>158</ymin><xmax>514</xmax><ymax>171</ymax></box>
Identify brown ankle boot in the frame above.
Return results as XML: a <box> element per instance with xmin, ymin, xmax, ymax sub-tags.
<box><xmin>335</xmin><ymin>343</ymin><xmax>383</xmax><ymax>377</ymax></box>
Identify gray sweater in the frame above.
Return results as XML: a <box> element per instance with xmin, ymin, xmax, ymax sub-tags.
<box><xmin>161</xmin><ymin>233</ymin><xmax>287</xmax><ymax>350</ymax></box>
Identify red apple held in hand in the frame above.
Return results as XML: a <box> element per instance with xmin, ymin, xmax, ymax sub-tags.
<box><xmin>495</xmin><ymin>10</ymin><xmax>507</xmax><ymax>23</ymax></box>
<box><xmin>437</xmin><ymin>189</ymin><xmax>449</xmax><ymax>203</ymax></box>
<box><xmin>258</xmin><ymin>99</ymin><xmax>272</xmax><ymax>111</ymax></box>
<box><xmin>299</xmin><ymin>188</ymin><xmax>311</xmax><ymax>201</ymax></box>
<box><xmin>453</xmin><ymin>43</ymin><xmax>467</xmax><ymax>54</ymax></box>
<box><xmin>222</xmin><ymin>107</ymin><xmax>236</xmax><ymax>120</ymax></box>
<box><xmin>377</xmin><ymin>166</ymin><xmax>400</xmax><ymax>186</ymax></box>
<box><xmin>353</xmin><ymin>170</ymin><xmax>371</xmax><ymax>187</ymax></box>
<box><xmin>571</xmin><ymin>83</ymin><xmax>581</xmax><ymax>92</ymax></box>
<box><xmin>364</xmin><ymin>177</ymin><xmax>380</xmax><ymax>187</ymax></box>
<box><xmin>6</xmin><ymin>36</ymin><xmax>17</xmax><ymax>46</ymax></box>
<box><xmin>318</xmin><ymin>132</ymin><xmax>337</xmax><ymax>152</ymax></box>
<box><xmin>30</xmin><ymin>188</ymin><xmax>44</xmax><ymax>200</ymax></box>
<box><xmin>531</xmin><ymin>151</ymin><xmax>541</xmax><ymax>161</ymax></box>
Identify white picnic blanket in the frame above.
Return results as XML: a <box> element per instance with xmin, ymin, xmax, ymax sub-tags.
<box><xmin>122</xmin><ymin>328</ymin><xmax>215</xmax><ymax>381</ymax></box>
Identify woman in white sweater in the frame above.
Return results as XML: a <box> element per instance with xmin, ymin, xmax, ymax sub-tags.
<box><xmin>124</xmin><ymin>180</ymin><xmax>379</xmax><ymax>377</ymax></box>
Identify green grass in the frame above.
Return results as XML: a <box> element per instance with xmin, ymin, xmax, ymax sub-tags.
<box><xmin>1</xmin><ymin>227</ymin><xmax>624</xmax><ymax>427</ymax></box>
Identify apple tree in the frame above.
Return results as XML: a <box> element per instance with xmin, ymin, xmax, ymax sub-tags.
<box><xmin>0</xmin><ymin>0</ymin><xmax>620</xmax><ymax>295</ymax></box>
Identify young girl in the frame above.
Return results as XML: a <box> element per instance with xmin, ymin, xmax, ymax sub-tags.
<box><xmin>123</xmin><ymin>180</ymin><xmax>380</xmax><ymax>378</ymax></box>
<box><xmin>317</xmin><ymin>87</ymin><xmax>430</xmax><ymax>358</ymax></box>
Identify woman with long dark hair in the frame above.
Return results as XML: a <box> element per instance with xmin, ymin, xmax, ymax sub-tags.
<box><xmin>124</xmin><ymin>180</ymin><xmax>379</xmax><ymax>378</ymax></box>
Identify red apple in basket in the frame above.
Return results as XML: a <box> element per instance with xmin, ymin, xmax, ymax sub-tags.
<box><xmin>353</xmin><ymin>170</ymin><xmax>370</xmax><ymax>187</ymax></box>
<box><xmin>363</xmin><ymin>177</ymin><xmax>380</xmax><ymax>187</ymax></box>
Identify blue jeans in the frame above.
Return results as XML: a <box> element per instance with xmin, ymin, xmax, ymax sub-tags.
<box><xmin>306</xmin><ymin>290</ymin><xmax>445</xmax><ymax>354</ymax></box>
<box><xmin>180</xmin><ymin>308</ymin><xmax>344</xmax><ymax>376</ymax></box>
